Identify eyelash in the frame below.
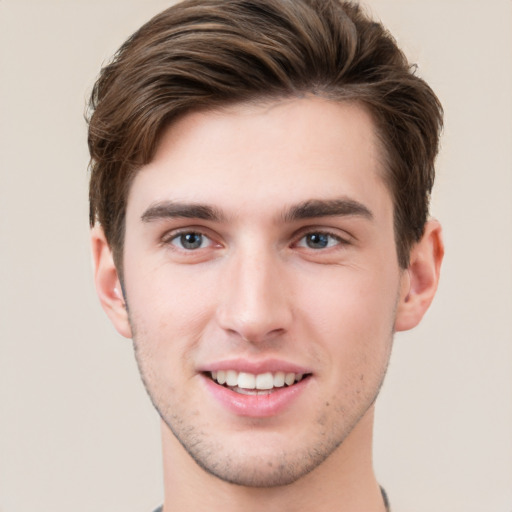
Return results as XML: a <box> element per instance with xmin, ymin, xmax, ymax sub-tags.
<box><xmin>293</xmin><ymin>230</ymin><xmax>348</xmax><ymax>250</ymax></box>
<box><xmin>162</xmin><ymin>228</ymin><xmax>349</xmax><ymax>253</ymax></box>
<box><xmin>163</xmin><ymin>230</ymin><xmax>216</xmax><ymax>251</ymax></box>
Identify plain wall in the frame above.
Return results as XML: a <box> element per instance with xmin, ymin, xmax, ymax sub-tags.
<box><xmin>1</xmin><ymin>1</ymin><xmax>511</xmax><ymax>511</ymax></box>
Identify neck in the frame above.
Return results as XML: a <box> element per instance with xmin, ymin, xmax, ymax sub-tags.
<box><xmin>160</xmin><ymin>407</ymin><xmax>386</xmax><ymax>512</ymax></box>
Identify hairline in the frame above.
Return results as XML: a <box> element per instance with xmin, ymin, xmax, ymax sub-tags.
<box><xmin>109</xmin><ymin>92</ymin><xmax>408</xmax><ymax>279</ymax></box>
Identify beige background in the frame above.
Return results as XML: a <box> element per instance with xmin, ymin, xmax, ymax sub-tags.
<box><xmin>1</xmin><ymin>1</ymin><xmax>511</xmax><ymax>511</ymax></box>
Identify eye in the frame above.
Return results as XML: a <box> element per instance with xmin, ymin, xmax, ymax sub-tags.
<box><xmin>170</xmin><ymin>231</ymin><xmax>212</xmax><ymax>250</ymax></box>
<box><xmin>296</xmin><ymin>232</ymin><xmax>344</xmax><ymax>250</ymax></box>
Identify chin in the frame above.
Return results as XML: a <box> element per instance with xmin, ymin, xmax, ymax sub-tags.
<box><xmin>163</xmin><ymin>414</ymin><xmax>348</xmax><ymax>489</ymax></box>
<box><xmin>189</xmin><ymin>450</ymin><xmax>321</xmax><ymax>488</ymax></box>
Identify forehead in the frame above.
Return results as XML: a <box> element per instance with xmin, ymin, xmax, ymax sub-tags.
<box><xmin>126</xmin><ymin>97</ymin><xmax>391</xmax><ymax>221</ymax></box>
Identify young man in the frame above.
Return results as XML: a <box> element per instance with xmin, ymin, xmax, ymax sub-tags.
<box><xmin>88</xmin><ymin>1</ymin><xmax>444</xmax><ymax>510</ymax></box>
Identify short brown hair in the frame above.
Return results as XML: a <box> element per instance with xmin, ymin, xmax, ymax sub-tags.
<box><xmin>88</xmin><ymin>0</ymin><xmax>443</xmax><ymax>270</ymax></box>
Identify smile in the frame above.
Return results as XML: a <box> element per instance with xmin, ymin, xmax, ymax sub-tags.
<box><xmin>209</xmin><ymin>370</ymin><xmax>308</xmax><ymax>395</ymax></box>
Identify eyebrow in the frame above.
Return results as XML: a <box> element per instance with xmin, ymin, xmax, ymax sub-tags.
<box><xmin>282</xmin><ymin>198</ymin><xmax>373</xmax><ymax>222</ymax></box>
<box><xmin>140</xmin><ymin>197</ymin><xmax>373</xmax><ymax>224</ymax></box>
<box><xmin>141</xmin><ymin>201</ymin><xmax>225</xmax><ymax>223</ymax></box>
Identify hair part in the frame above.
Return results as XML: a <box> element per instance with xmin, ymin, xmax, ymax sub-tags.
<box><xmin>88</xmin><ymin>0</ymin><xmax>443</xmax><ymax>271</ymax></box>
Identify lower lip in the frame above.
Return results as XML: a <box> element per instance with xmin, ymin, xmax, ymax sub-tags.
<box><xmin>202</xmin><ymin>375</ymin><xmax>310</xmax><ymax>418</ymax></box>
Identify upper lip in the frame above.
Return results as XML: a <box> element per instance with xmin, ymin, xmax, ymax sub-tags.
<box><xmin>198</xmin><ymin>358</ymin><xmax>312</xmax><ymax>375</ymax></box>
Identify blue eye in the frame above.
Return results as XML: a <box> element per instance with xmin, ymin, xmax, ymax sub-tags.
<box><xmin>172</xmin><ymin>232</ymin><xmax>210</xmax><ymax>250</ymax></box>
<box><xmin>298</xmin><ymin>232</ymin><xmax>341</xmax><ymax>249</ymax></box>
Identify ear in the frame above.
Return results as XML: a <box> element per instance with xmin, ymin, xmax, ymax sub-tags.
<box><xmin>90</xmin><ymin>226</ymin><xmax>132</xmax><ymax>338</ymax></box>
<box><xmin>395</xmin><ymin>220</ymin><xmax>444</xmax><ymax>332</ymax></box>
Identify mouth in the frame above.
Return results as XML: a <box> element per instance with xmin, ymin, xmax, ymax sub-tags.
<box><xmin>206</xmin><ymin>370</ymin><xmax>310</xmax><ymax>395</ymax></box>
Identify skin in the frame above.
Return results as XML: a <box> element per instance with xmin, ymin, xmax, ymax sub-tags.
<box><xmin>92</xmin><ymin>97</ymin><xmax>443</xmax><ymax>511</ymax></box>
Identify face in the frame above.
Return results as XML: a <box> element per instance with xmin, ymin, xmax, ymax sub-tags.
<box><xmin>120</xmin><ymin>97</ymin><xmax>408</xmax><ymax>486</ymax></box>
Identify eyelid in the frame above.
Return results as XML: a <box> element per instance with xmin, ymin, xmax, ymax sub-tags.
<box><xmin>160</xmin><ymin>226</ymin><xmax>222</xmax><ymax>249</ymax></box>
<box><xmin>173</xmin><ymin>232</ymin><xmax>212</xmax><ymax>250</ymax></box>
<box><xmin>291</xmin><ymin>226</ymin><xmax>353</xmax><ymax>248</ymax></box>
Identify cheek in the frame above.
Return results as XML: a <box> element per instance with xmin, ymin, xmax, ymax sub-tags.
<box><xmin>300</xmin><ymin>265</ymin><xmax>399</xmax><ymax>331</ymax></box>
<box><xmin>297</xmin><ymin>267</ymin><xmax>398</xmax><ymax>379</ymax></box>
<box><xmin>126</xmin><ymin>257</ymin><xmax>217</xmax><ymax>325</ymax></box>
<box><xmin>126</xmin><ymin>263</ymin><xmax>227</xmax><ymax>383</ymax></box>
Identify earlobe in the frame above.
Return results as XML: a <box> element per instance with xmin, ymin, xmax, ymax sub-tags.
<box><xmin>395</xmin><ymin>220</ymin><xmax>444</xmax><ymax>332</ymax></box>
<box><xmin>90</xmin><ymin>226</ymin><xmax>132</xmax><ymax>339</ymax></box>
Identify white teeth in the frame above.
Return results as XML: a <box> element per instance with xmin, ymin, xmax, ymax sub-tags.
<box><xmin>238</xmin><ymin>372</ymin><xmax>256</xmax><ymax>389</ymax></box>
<box><xmin>273</xmin><ymin>371</ymin><xmax>285</xmax><ymax>387</ymax></box>
<box><xmin>256</xmin><ymin>372</ymin><xmax>274</xmax><ymax>390</ymax></box>
<box><xmin>210</xmin><ymin>370</ymin><xmax>306</xmax><ymax>389</ymax></box>
<box><xmin>226</xmin><ymin>370</ymin><xmax>238</xmax><ymax>387</ymax></box>
<box><xmin>284</xmin><ymin>373</ymin><xmax>295</xmax><ymax>386</ymax></box>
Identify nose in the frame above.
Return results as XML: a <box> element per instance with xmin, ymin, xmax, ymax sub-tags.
<box><xmin>216</xmin><ymin>245</ymin><xmax>293</xmax><ymax>344</ymax></box>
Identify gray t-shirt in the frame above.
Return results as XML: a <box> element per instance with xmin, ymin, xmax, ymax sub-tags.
<box><xmin>151</xmin><ymin>489</ymin><xmax>390</xmax><ymax>511</ymax></box>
